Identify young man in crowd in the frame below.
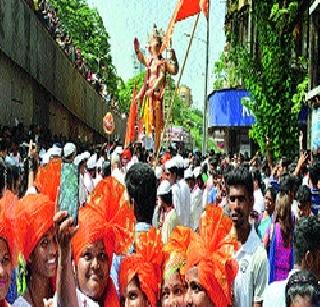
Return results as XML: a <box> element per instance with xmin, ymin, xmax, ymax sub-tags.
<box><xmin>295</xmin><ymin>185</ymin><xmax>312</xmax><ymax>218</ymax></box>
<box><xmin>226</xmin><ymin>168</ymin><xmax>268</xmax><ymax>307</ymax></box>
<box><xmin>263</xmin><ymin>215</ymin><xmax>320</xmax><ymax>306</ymax></box>
<box><xmin>309</xmin><ymin>166</ymin><xmax>320</xmax><ymax>215</ymax></box>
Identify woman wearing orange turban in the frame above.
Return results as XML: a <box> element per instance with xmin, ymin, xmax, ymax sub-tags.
<box><xmin>14</xmin><ymin>193</ymin><xmax>57</xmax><ymax>307</ymax></box>
<box><xmin>120</xmin><ymin>227</ymin><xmax>163</xmax><ymax>307</ymax></box>
<box><xmin>55</xmin><ymin>177</ymin><xmax>135</xmax><ymax>307</ymax></box>
<box><xmin>161</xmin><ymin>226</ymin><xmax>193</xmax><ymax>306</ymax></box>
<box><xmin>0</xmin><ymin>191</ymin><xmax>17</xmax><ymax>306</ymax></box>
<box><xmin>185</xmin><ymin>206</ymin><xmax>239</xmax><ymax>307</ymax></box>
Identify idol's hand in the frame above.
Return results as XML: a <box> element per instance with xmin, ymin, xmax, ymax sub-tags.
<box><xmin>134</xmin><ymin>37</ymin><xmax>140</xmax><ymax>53</ymax></box>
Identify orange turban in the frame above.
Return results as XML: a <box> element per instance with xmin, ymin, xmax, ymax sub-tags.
<box><xmin>163</xmin><ymin>226</ymin><xmax>193</xmax><ymax>281</ymax></box>
<box><xmin>72</xmin><ymin>177</ymin><xmax>135</xmax><ymax>307</ymax></box>
<box><xmin>120</xmin><ymin>228</ymin><xmax>163</xmax><ymax>307</ymax></box>
<box><xmin>185</xmin><ymin>206</ymin><xmax>239</xmax><ymax>307</ymax></box>
<box><xmin>16</xmin><ymin>194</ymin><xmax>55</xmax><ymax>261</ymax></box>
<box><xmin>35</xmin><ymin>158</ymin><xmax>61</xmax><ymax>203</ymax></box>
<box><xmin>72</xmin><ymin>177</ymin><xmax>135</xmax><ymax>264</ymax></box>
<box><xmin>0</xmin><ymin>191</ymin><xmax>18</xmax><ymax>265</ymax></box>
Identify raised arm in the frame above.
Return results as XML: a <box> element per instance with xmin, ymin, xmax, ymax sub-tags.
<box><xmin>134</xmin><ymin>38</ymin><xmax>147</xmax><ymax>67</ymax></box>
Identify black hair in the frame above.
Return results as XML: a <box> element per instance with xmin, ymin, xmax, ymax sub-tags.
<box><xmin>285</xmin><ymin>271</ymin><xmax>320</xmax><ymax>307</ymax></box>
<box><xmin>266</xmin><ymin>186</ymin><xmax>277</xmax><ymax>203</ymax></box>
<box><xmin>102</xmin><ymin>160</ymin><xmax>111</xmax><ymax>177</ymax></box>
<box><xmin>160</xmin><ymin>192</ymin><xmax>172</xmax><ymax>206</ymax></box>
<box><xmin>309</xmin><ymin>166</ymin><xmax>319</xmax><ymax>187</ymax></box>
<box><xmin>294</xmin><ymin>216</ymin><xmax>320</xmax><ymax>265</ymax></box>
<box><xmin>125</xmin><ymin>163</ymin><xmax>156</xmax><ymax>224</ymax></box>
<box><xmin>296</xmin><ymin>185</ymin><xmax>311</xmax><ymax>203</ymax></box>
<box><xmin>226</xmin><ymin>167</ymin><xmax>253</xmax><ymax>197</ymax></box>
<box><xmin>252</xmin><ymin>170</ymin><xmax>262</xmax><ymax>189</ymax></box>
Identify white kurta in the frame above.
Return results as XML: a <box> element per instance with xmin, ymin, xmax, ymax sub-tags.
<box><xmin>191</xmin><ymin>187</ymin><xmax>203</xmax><ymax>230</ymax></box>
<box><xmin>112</xmin><ymin>168</ymin><xmax>125</xmax><ymax>185</ymax></box>
<box><xmin>178</xmin><ymin>179</ymin><xmax>191</xmax><ymax>227</ymax></box>
<box><xmin>161</xmin><ymin>209</ymin><xmax>180</xmax><ymax>244</ymax></box>
<box><xmin>83</xmin><ymin>172</ymin><xmax>94</xmax><ymax>194</ymax></box>
<box><xmin>171</xmin><ymin>182</ymin><xmax>182</xmax><ymax>224</ymax></box>
<box><xmin>79</xmin><ymin>174</ymin><xmax>88</xmax><ymax>206</ymax></box>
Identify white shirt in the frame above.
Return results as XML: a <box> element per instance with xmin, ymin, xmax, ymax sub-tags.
<box><xmin>190</xmin><ymin>187</ymin><xmax>203</xmax><ymax>230</ymax></box>
<box><xmin>52</xmin><ymin>288</ymin><xmax>99</xmax><ymax>307</ymax></box>
<box><xmin>263</xmin><ymin>269</ymin><xmax>300</xmax><ymax>307</ymax></box>
<box><xmin>93</xmin><ymin>174</ymin><xmax>103</xmax><ymax>188</ymax></box>
<box><xmin>79</xmin><ymin>174</ymin><xmax>88</xmax><ymax>206</ymax></box>
<box><xmin>254</xmin><ymin>189</ymin><xmax>264</xmax><ymax>213</ymax></box>
<box><xmin>171</xmin><ymin>182</ymin><xmax>182</xmax><ymax>223</ymax></box>
<box><xmin>12</xmin><ymin>296</ymin><xmax>31</xmax><ymax>307</ymax></box>
<box><xmin>233</xmin><ymin>228</ymin><xmax>268</xmax><ymax>307</ymax></box>
<box><xmin>83</xmin><ymin>172</ymin><xmax>94</xmax><ymax>194</ymax></box>
<box><xmin>178</xmin><ymin>179</ymin><xmax>191</xmax><ymax>227</ymax></box>
<box><xmin>112</xmin><ymin>168</ymin><xmax>125</xmax><ymax>184</ymax></box>
<box><xmin>161</xmin><ymin>209</ymin><xmax>180</xmax><ymax>244</ymax></box>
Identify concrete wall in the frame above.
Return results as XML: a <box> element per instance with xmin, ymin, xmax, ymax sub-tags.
<box><xmin>0</xmin><ymin>0</ymin><xmax>125</xmax><ymax>141</ymax></box>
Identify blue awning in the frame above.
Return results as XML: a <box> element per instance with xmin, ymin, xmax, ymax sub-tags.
<box><xmin>208</xmin><ymin>89</ymin><xmax>255</xmax><ymax>127</ymax></box>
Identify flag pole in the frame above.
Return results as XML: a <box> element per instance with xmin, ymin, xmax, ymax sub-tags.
<box><xmin>202</xmin><ymin>0</ymin><xmax>210</xmax><ymax>156</ymax></box>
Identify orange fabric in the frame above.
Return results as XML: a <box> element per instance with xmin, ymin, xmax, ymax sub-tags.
<box><xmin>103</xmin><ymin>277</ymin><xmax>120</xmax><ymax>307</ymax></box>
<box><xmin>15</xmin><ymin>194</ymin><xmax>55</xmax><ymax>261</ymax></box>
<box><xmin>72</xmin><ymin>177</ymin><xmax>135</xmax><ymax>266</ymax></box>
<box><xmin>120</xmin><ymin>228</ymin><xmax>163</xmax><ymax>307</ymax></box>
<box><xmin>125</xmin><ymin>88</ymin><xmax>137</xmax><ymax>147</ymax></box>
<box><xmin>162</xmin><ymin>0</ymin><xmax>208</xmax><ymax>52</ymax></box>
<box><xmin>163</xmin><ymin>226</ymin><xmax>193</xmax><ymax>279</ymax></box>
<box><xmin>0</xmin><ymin>191</ymin><xmax>18</xmax><ymax>266</ymax></box>
<box><xmin>186</xmin><ymin>206</ymin><xmax>239</xmax><ymax>307</ymax></box>
<box><xmin>35</xmin><ymin>158</ymin><xmax>61</xmax><ymax>203</ymax></box>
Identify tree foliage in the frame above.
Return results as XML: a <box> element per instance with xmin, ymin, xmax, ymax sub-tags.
<box><xmin>220</xmin><ymin>1</ymin><xmax>308</xmax><ymax>159</ymax></box>
<box><xmin>50</xmin><ymin>0</ymin><xmax>119</xmax><ymax>96</ymax></box>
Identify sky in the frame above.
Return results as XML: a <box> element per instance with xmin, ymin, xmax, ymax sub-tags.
<box><xmin>88</xmin><ymin>0</ymin><xmax>226</xmax><ymax>110</ymax></box>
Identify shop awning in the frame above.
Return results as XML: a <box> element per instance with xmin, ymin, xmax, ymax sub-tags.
<box><xmin>208</xmin><ymin>89</ymin><xmax>255</xmax><ymax>127</ymax></box>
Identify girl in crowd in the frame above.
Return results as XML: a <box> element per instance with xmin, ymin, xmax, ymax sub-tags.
<box><xmin>264</xmin><ymin>194</ymin><xmax>294</xmax><ymax>283</ymax></box>
<box><xmin>13</xmin><ymin>194</ymin><xmax>56</xmax><ymax>307</ymax></box>
<box><xmin>0</xmin><ymin>191</ymin><xmax>17</xmax><ymax>306</ymax></box>
<box><xmin>185</xmin><ymin>206</ymin><xmax>239</xmax><ymax>307</ymax></box>
<box><xmin>120</xmin><ymin>227</ymin><xmax>163</xmax><ymax>307</ymax></box>
<box><xmin>257</xmin><ymin>187</ymin><xmax>276</xmax><ymax>240</ymax></box>
<box><xmin>285</xmin><ymin>271</ymin><xmax>320</xmax><ymax>307</ymax></box>
<box><xmin>162</xmin><ymin>226</ymin><xmax>192</xmax><ymax>306</ymax></box>
<box><xmin>56</xmin><ymin>177</ymin><xmax>135</xmax><ymax>307</ymax></box>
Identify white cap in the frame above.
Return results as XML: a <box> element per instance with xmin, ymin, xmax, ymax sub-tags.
<box><xmin>115</xmin><ymin>146</ymin><xmax>123</xmax><ymax>155</ymax></box>
<box><xmin>42</xmin><ymin>153</ymin><xmax>50</xmax><ymax>165</ymax></box>
<box><xmin>87</xmin><ymin>153</ymin><xmax>97</xmax><ymax>169</ymax></box>
<box><xmin>97</xmin><ymin>157</ymin><xmax>104</xmax><ymax>169</ymax></box>
<box><xmin>74</xmin><ymin>153</ymin><xmax>87</xmax><ymax>166</ymax></box>
<box><xmin>5</xmin><ymin>156</ymin><xmax>15</xmax><ymax>167</ymax></box>
<box><xmin>193</xmin><ymin>166</ymin><xmax>201</xmax><ymax>178</ymax></box>
<box><xmin>48</xmin><ymin>147</ymin><xmax>61</xmax><ymax>158</ymax></box>
<box><xmin>83</xmin><ymin>151</ymin><xmax>90</xmax><ymax>160</ymax></box>
<box><xmin>157</xmin><ymin>180</ymin><xmax>171</xmax><ymax>196</ymax></box>
<box><xmin>155</xmin><ymin>166</ymin><xmax>163</xmax><ymax>180</ymax></box>
<box><xmin>184</xmin><ymin>168</ymin><xmax>193</xmax><ymax>179</ymax></box>
<box><xmin>165</xmin><ymin>159</ymin><xmax>176</xmax><ymax>171</ymax></box>
<box><xmin>175</xmin><ymin>156</ymin><xmax>185</xmax><ymax>169</ymax></box>
<box><xmin>64</xmin><ymin>143</ymin><xmax>76</xmax><ymax>158</ymax></box>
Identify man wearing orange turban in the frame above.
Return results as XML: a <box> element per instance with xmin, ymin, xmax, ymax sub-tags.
<box><xmin>185</xmin><ymin>206</ymin><xmax>239</xmax><ymax>307</ymax></box>
<box><xmin>120</xmin><ymin>227</ymin><xmax>163</xmax><ymax>307</ymax></box>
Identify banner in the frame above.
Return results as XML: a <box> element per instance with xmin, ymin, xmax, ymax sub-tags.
<box><xmin>103</xmin><ymin>112</ymin><xmax>115</xmax><ymax>135</ymax></box>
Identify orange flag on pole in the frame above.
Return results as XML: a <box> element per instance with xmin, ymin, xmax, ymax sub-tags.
<box><xmin>125</xmin><ymin>87</ymin><xmax>137</xmax><ymax>147</ymax></box>
<box><xmin>161</xmin><ymin>0</ymin><xmax>208</xmax><ymax>52</ymax></box>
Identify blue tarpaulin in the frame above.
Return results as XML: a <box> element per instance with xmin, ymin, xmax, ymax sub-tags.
<box><xmin>208</xmin><ymin>89</ymin><xmax>255</xmax><ymax>127</ymax></box>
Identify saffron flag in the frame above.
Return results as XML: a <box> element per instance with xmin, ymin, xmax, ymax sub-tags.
<box><xmin>125</xmin><ymin>87</ymin><xmax>137</xmax><ymax>147</ymax></box>
<box><xmin>176</xmin><ymin>0</ymin><xmax>208</xmax><ymax>21</ymax></box>
<box><xmin>161</xmin><ymin>0</ymin><xmax>208</xmax><ymax>52</ymax></box>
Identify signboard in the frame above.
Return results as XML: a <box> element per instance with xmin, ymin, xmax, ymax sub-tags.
<box><xmin>311</xmin><ymin>108</ymin><xmax>320</xmax><ymax>150</ymax></box>
<box><xmin>208</xmin><ymin>89</ymin><xmax>255</xmax><ymax>127</ymax></box>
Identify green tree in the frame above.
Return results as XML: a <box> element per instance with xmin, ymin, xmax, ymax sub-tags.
<box><xmin>50</xmin><ymin>0</ymin><xmax>119</xmax><ymax>96</ymax></box>
<box><xmin>218</xmin><ymin>1</ymin><xmax>308</xmax><ymax>159</ymax></box>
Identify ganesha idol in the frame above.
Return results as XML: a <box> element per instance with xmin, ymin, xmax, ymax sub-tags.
<box><xmin>134</xmin><ymin>24</ymin><xmax>179</xmax><ymax>152</ymax></box>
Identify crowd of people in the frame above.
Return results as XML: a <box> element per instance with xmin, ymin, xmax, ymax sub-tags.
<box><xmin>24</xmin><ymin>0</ymin><xmax>108</xmax><ymax>100</ymax></box>
<box><xmin>0</xmin><ymin>126</ymin><xmax>320</xmax><ymax>306</ymax></box>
